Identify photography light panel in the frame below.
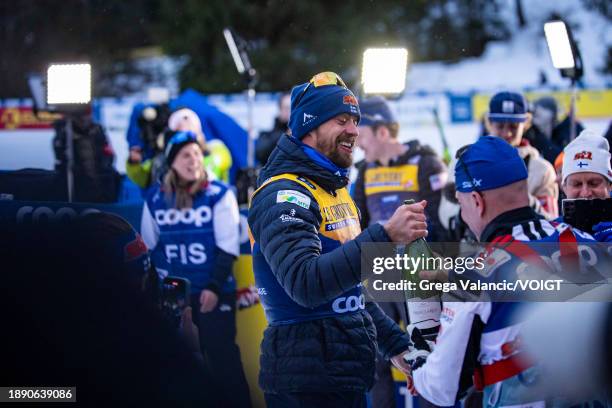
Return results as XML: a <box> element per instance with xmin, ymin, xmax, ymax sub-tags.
<box><xmin>47</xmin><ymin>63</ymin><xmax>92</xmax><ymax>105</ymax></box>
<box><xmin>361</xmin><ymin>48</ymin><xmax>408</xmax><ymax>95</ymax></box>
<box><xmin>544</xmin><ymin>21</ymin><xmax>575</xmax><ymax>70</ymax></box>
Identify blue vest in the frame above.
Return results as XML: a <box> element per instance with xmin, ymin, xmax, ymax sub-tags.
<box><xmin>251</xmin><ymin>174</ymin><xmax>364</xmax><ymax>326</ymax></box>
<box><xmin>146</xmin><ymin>181</ymin><xmax>235</xmax><ymax>294</ymax></box>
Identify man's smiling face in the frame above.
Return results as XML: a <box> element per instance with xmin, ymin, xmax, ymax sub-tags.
<box><xmin>304</xmin><ymin>113</ymin><xmax>359</xmax><ymax>168</ymax></box>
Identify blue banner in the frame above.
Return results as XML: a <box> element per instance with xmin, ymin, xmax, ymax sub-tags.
<box><xmin>449</xmin><ymin>93</ymin><xmax>473</xmax><ymax>123</ymax></box>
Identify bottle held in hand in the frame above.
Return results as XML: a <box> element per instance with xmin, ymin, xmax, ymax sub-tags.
<box><xmin>401</xmin><ymin>199</ymin><xmax>442</xmax><ymax>340</ymax></box>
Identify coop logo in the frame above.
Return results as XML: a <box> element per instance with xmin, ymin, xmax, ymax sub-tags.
<box><xmin>332</xmin><ymin>294</ymin><xmax>365</xmax><ymax>313</ymax></box>
<box><xmin>155</xmin><ymin>206</ymin><xmax>212</xmax><ymax>227</ymax></box>
<box><xmin>16</xmin><ymin>206</ymin><xmax>100</xmax><ymax>224</ymax></box>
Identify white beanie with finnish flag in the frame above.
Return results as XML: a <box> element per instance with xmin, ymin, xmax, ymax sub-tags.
<box><xmin>562</xmin><ymin>129</ymin><xmax>612</xmax><ymax>183</ymax></box>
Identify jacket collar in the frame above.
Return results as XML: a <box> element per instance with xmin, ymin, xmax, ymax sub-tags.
<box><xmin>480</xmin><ymin>206</ymin><xmax>542</xmax><ymax>242</ymax></box>
<box><xmin>258</xmin><ymin>134</ymin><xmax>349</xmax><ymax>192</ymax></box>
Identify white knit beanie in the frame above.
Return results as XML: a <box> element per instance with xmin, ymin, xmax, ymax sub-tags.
<box><xmin>168</xmin><ymin>108</ymin><xmax>203</xmax><ymax>134</ymax></box>
<box><xmin>562</xmin><ymin>129</ymin><xmax>612</xmax><ymax>184</ymax></box>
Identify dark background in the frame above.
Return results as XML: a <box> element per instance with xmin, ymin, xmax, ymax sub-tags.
<box><xmin>1</xmin><ymin>0</ymin><xmax>610</xmax><ymax>97</ymax></box>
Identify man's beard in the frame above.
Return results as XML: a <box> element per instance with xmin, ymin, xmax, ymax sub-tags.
<box><xmin>318</xmin><ymin>135</ymin><xmax>353</xmax><ymax>169</ymax></box>
<box><xmin>328</xmin><ymin>149</ymin><xmax>352</xmax><ymax>168</ymax></box>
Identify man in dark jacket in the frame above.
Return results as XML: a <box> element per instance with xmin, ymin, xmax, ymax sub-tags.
<box><xmin>255</xmin><ymin>92</ymin><xmax>290</xmax><ymax>166</ymax></box>
<box><xmin>248</xmin><ymin>72</ymin><xmax>427</xmax><ymax>407</ymax></box>
<box><xmin>523</xmin><ymin>96</ymin><xmax>563</xmax><ymax>165</ymax></box>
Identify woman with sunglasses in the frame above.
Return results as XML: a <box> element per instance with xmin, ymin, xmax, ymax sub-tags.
<box><xmin>140</xmin><ymin>130</ymin><xmax>251</xmax><ymax>407</ymax></box>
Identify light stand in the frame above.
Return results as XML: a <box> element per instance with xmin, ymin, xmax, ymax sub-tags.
<box><xmin>224</xmin><ymin>28</ymin><xmax>258</xmax><ymax>168</ymax></box>
<box><xmin>544</xmin><ymin>20</ymin><xmax>584</xmax><ymax>141</ymax></box>
<box><xmin>46</xmin><ymin>63</ymin><xmax>92</xmax><ymax>202</ymax></box>
<box><xmin>64</xmin><ymin>118</ymin><xmax>75</xmax><ymax>202</ymax></box>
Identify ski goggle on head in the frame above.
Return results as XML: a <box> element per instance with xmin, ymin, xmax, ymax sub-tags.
<box><xmin>293</xmin><ymin>71</ymin><xmax>349</xmax><ymax>107</ymax></box>
<box><xmin>167</xmin><ymin>130</ymin><xmax>198</xmax><ymax>146</ymax></box>
<box><xmin>164</xmin><ymin>130</ymin><xmax>198</xmax><ymax>155</ymax></box>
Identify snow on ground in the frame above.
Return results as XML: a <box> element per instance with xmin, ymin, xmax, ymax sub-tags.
<box><xmin>409</xmin><ymin>0</ymin><xmax>611</xmax><ymax>92</ymax></box>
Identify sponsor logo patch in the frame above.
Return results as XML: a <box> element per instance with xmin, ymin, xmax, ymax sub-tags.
<box><xmin>155</xmin><ymin>206</ymin><xmax>212</xmax><ymax>227</ymax></box>
<box><xmin>276</xmin><ymin>190</ymin><xmax>311</xmax><ymax>209</ymax></box>
<box><xmin>573</xmin><ymin>151</ymin><xmax>593</xmax><ymax>160</ymax></box>
<box><xmin>502</xmin><ymin>100</ymin><xmax>515</xmax><ymax>113</ymax></box>
<box><xmin>303</xmin><ymin>113</ymin><xmax>316</xmax><ymax>125</ymax></box>
<box><xmin>219</xmin><ymin>304</ymin><xmax>232</xmax><ymax>312</ymax></box>
<box><xmin>408</xmin><ymin>155</ymin><xmax>421</xmax><ymax>164</ymax></box>
<box><xmin>332</xmin><ymin>294</ymin><xmax>365</xmax><ymax>313</ymax></box>
<box><xmin>343</xmin><ymin>95</ymin><xmax>358</xmax><ymax>105</ymax></box>
<box><xmin>429</xmin><ymin>172</ymin><xmax>448</xmax><ymax>192</ymax></box>
<box><xmin>325</xmin><ymin>218</ymin><xmax>358</xmax><ymax>231</ymax></box>
<box><xmin>280</xmin><ymin>214</ymin><xmax>304</xmax><ymax>223</ymax></box>
<box><xmin>461</xmin><ymin>178</ymin><xmax>482</xmax><ymax>190</ymax></box>
<box><xmin>297</xmin><ymin>176</ymin><xmax>316</xmax><ymax>189</ymax></box>
<box><xmin>206</xmin><ymin>184</ymin><xmax>222</xmax><ymax>196</ymax></box>
<box><xmin>124</xmin><ymin>234</ymin><xmax>148</xmax><ymax>262</ymax></box>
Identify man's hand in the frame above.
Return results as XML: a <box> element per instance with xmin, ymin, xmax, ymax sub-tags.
<box><xmin>391</xmin><ymin>351</ymin><xmax>418</xmax><ymax>396</ymax></box>
<box><xmin>129</xmin><ymin>147</ymin><xmax>143</xmax><ymax>164</ymax></box>
<box><xmin>390</xmin><ymin>351</ymin><xmax>412</xmax><ymax>375</ymax></box>
<box><xmin>384</xmin><ymin>200</ymin><xmax>428</xmax><ymax>243</ymax></box>
<box><xmin>179</xmin><ymin>306</ymin><xmax>201</xmax><ymax>353</ymax></box>
<box><xmin>199</xmin><ymin>289</ymin><xmax>219</xmax><ymax>313</ymax></box>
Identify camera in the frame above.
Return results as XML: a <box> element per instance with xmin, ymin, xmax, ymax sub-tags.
<box><xmin>160</xmin><ymin>276</ymin><xmax>191</xmax><ymax>329</ymax></box>
<box><xmin>562</xmin><ymin>198</ymin><xmax>612</xmax><ymax>233</ymax></box>
<box><xmin>138</xmin><ymin>104</ymin><xmax>172</xmax><ymax>153</ymax></box>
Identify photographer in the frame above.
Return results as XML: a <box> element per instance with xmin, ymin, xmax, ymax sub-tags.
<box><xmin>53</xmin><ymin>114</ymin><xmax>121</xmax><ymax>203</ymax></box>
<box><xmin>559</xmin><ymin>129</ymin><xmax>612</xmax><ymax>242</ymax></box>
<box><xmin>127</xmin><ymin>103</ymin><xmax>171</xmax><ymax>161</ymax></box>
<box><xmin>1</xmin><ymin>212</ymin><xmax>218</xmax><ymax>406</ymax></box>
<box><xmin>139</xmin><ymin>131</ymin><xmax>251</xmax><ymax>407</ymax></box>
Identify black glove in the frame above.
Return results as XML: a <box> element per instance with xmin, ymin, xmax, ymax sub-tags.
<box><xmin>403</xmin><ymin>324</ymin><xmax>434</xmax><ymax>371</ymax></box>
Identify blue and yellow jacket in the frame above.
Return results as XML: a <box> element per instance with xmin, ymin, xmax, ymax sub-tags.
<box><xmin>248</xmin><ymin>134</ymin><xmax>409</xmax><ymax>393</ymax></box>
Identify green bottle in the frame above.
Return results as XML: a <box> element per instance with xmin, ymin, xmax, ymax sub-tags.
<box><xmin>401</xmin><ymin>199</ymin><xmax>442</xmax><ymax>336</ymax></box>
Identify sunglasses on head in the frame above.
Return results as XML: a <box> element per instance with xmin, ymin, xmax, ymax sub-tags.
<box><xmin>455</xmin><ymin>144</ymin><xmax>481</xmax><ymax>193</ymax></box>
<box><xmin>293</xmin><ymin>71</ymin><xmax>349</xmax><ymax>108</ymax></box>
<box><xmin>167</xmin><ymin>131</ymin><xmax>197</xmax><ymax>146</ymax></box>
